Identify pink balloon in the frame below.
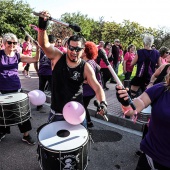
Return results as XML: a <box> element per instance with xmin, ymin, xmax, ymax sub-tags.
<box><xmin>63</xmin><ymin>101</ymin><xmax>85</xmax><ymax>125</ymax></box>
<box><xmin>28</xmin><ymin>90</ymin><xmax>46</xmax><ymax>106</ymax></box>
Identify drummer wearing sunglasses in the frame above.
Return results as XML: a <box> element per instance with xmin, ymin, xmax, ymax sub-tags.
<box><xmin>38</xmin><ymin>11</ymin><xmax>107</xmax><ymax>127</ymax></box>
<box><xmin>0</xmin><ymin>33</ymin><xmax>40</xmax><ymax>145</ymax></box>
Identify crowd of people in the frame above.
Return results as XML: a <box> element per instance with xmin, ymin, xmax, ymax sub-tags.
<box><xmin>1</xmin><ymin>10</ymin><xmax>170</xmax><ymax>170</ymax></box>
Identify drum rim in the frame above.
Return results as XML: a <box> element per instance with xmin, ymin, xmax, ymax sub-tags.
<box><xmin>0</xmin><ymin>92</ymin><xmax>29</xmax><ymax>104</ymax></box>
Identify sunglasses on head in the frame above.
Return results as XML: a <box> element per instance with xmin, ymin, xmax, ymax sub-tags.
<box><xmin>7</xmin><ymin>41</ymin><xmax>17</xmax><ymax>45</ymax></box>
<box><xmin>68</xmin><ymin>45</ymin><xmax>83</xmax><ymax>52</ymax></box>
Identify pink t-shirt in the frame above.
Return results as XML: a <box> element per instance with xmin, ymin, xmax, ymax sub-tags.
<box><xmin>124</xmin><ymin>52</ymin><xmax>135</xmax><ymax>72</ymax></box>
<box><xmin>22</xmin><ymin>42</ymin><xmax>32</xmax><ymax>56</ymax></box>
<box><xmin>99</xmin><ymin>49</ymin><xmax>113</xmax><ymax>68</ymax></box>
<box><xmin>161</xmin><ymin>57</ymin><xmax>167</xmax><ymax>65</ymax></box>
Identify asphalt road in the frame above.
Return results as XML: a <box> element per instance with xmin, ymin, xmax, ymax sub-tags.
<box><xmin>0</xmin><ymin>104</ymin><xmax>142</xmax><ymax>170</ymax></box>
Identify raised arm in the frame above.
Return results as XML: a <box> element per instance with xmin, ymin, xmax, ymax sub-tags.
<box><xmin>38</xmin><ymin>11</ymin><xmax>63</xmax><ymax>61</ymax></box>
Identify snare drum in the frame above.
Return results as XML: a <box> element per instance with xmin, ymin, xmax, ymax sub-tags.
<box><xmin>137</xmin><ymin>105</ymin><xmax>151</xmax><ymax>124</ymax></box>
<box><xmin>37</xmin><ymin>121</ymin><xmax>89</xmax><ymax>170</ymax></box>
<box><xmin>0</xmin><ymin>93</ymin><xmax>31</xmax><ymax>126</ymax></box>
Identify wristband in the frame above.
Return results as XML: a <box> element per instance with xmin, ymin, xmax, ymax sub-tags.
<box><xmin>121</xmin><ymin>105</ymin><xmax>138</xmax><ymax>123</ymax></box>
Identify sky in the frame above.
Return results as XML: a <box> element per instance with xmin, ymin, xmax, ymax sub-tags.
<box><xmin>24</xmin><ymin>0</ymin><xmax>170</xmax><ymax>29</ymax></box>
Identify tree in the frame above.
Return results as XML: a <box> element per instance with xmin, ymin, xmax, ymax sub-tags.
<box><xmin>0</xmin><ymin>0</ymin><xmax>37</xmax><ymax>40</ymax></box>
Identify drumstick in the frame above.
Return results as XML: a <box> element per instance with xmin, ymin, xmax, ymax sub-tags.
<box><xmin>19</xmin><ymin>24</ymin><xmax>39</xmax><ymax>46</ymax></box>
<box><xmin>99</xmin><ymin>49</ymin><xmax>136</xmax><ymax>110</ymax></box>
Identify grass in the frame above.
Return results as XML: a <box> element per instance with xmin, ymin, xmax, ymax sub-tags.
<box><xmin>118</xmin><ymin>63</ymin><xmax>137</xmax><ymax>82</ymax></box>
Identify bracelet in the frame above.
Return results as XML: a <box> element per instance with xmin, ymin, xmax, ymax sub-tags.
<box><xmin>121</xmin><ymin>105</ymin><xmax>138</xmax><ymax>123</ymax></box>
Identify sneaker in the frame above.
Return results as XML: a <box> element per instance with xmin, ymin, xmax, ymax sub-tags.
<box><xmin>22</xmin><ymin>135</ymin><xmax>36</xmax><ymax>145</ymax></box>
<box><xmin>0</xmin><ymin>133</ymin><xmax>6</xmax><ymax>142</ymax></box>
<box><xmin>87</xmin><ymin>122</ymin><xmax>94</xmax><ymax>128</ymax></box>
<box><xmin>25</xmin><ymin>75</ymin><xmax>31</xmax><ymax>78</ymax></box>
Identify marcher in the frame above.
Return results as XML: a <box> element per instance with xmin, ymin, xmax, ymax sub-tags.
<box><xmin>0</xmin><ymin>33</ymin><xmax>40</xmax><ymax>144</ymax></box>
<box><xmin>34</xmin><ymin>35</ymin><xmax>56</xmax><ymax>111</ymax></box>
<box><xmin>147</xmin><ymin>52</ymin><xmax>170</xmax><ymax>88</ymax></box>
<box><xmin>22</xmin><ymin>35</ymin><xmax>33</xmax><ymax>78</ymax></box>
<box><xmin>37</xmin><ymin>11</ymin><xmax>107</xmax><ymax>127</ymax></box>
<box><xmin>130</xmin><ymin>34</ymin><xmax>161</xmax><ymax>98</ymax></box>
<box><xmin>116</xmin><ymin>72</ymin><xmax>170</xmax><ymax>169</ymax></box>
<box><xmin>123</xmin><ymin>44</ymin><xmax>136</xmax><ymax>81</ymax></box>
<box><xmin>81</xmin><ymin>41</ymin><xmax>103</xmax><ymax>128</ymax></box>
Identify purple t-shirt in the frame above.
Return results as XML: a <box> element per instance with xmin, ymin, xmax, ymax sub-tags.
<box><xmin>38</xmin><ymin>50</ymin><xmax>52</xmax><ymax>75</ymax></box>
<box><xmin>83</xmin><ymin>60</ymin><xmax>96</xmax><ymax>96</ymax></box>
<box><xmin>0</xmin><ymin>50</ymin><xmax>21</xmax><ymax>91</ymax></box>
<box><xmin>141</xmin><ymin>83</ymin><xmax>170</xmax><ymax>167</ymax></box>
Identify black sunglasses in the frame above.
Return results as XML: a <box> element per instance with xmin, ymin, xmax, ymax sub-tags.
<box><xmin>7</xmin><ymin>41</ymin><xmax>17</xmax><ymax>45</ymax></box>
<box><xmin>68</xmin><ymin>45</ymin><xmax>83</xmax><ymax>52</ymax></box>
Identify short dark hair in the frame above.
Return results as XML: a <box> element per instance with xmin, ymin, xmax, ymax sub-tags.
<box><xmin>48</xmin><ymin>35</ymin><xmax>56</xmax><ymax>43</ymax></box>
<box><xmin>67</xmin><ymin>35</ymin><xmax>85</xmax><ymax>47</ymax></box>
<box><xmin>25</xmin><ymin>35</ymin><xmax>30</xmax><ymax>41</ymax></box>
<box><xmin>159</xmin><ymin>46</ymin><xmax>169</xmax><ymax>56</ymax></box>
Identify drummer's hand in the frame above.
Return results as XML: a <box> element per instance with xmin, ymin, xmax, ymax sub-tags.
<box><xmin>115</xmin><ymin>85</ymin><xmax>130</xmax><ymax>106</ymax></box>
<box><xmin>38</xmin><ymin>11</ymin><xmax>51</xmax><ymax>30</ymax></box>
<box><xmin>97</xmin><ymin>101</ymin><xmax>107</xmax><ymax>116</ymax></box>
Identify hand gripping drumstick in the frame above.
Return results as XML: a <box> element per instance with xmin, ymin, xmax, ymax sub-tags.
<box><xmin>94</xmin><ymin>100</ymin><xmax>109</xmax><ymax>121</ymax></box>
<box><xmin>99</xmin><ymin>49</ymin><xmax>136</xmax><ymax>110</ymax></box>
<box><xmin>33</xmin><ymin>11</ymin><xmax>81</xmax><ymax>32</ymax></box>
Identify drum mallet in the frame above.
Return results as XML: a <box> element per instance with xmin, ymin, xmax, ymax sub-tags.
<box><xmin>33</xmin><ymin>11</ymin><xmax>81</xmax><ymax>32</ymax></box>
<box><xmin>99</xmin><ymin>49</ymin><xmax>136</xmax><ymax>111</ymax></box>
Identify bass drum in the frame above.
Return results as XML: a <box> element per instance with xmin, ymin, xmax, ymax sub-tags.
<box><xmin>37</xmin><ymin>121</ymin><xmax>89</xmax><ymax>170</ymax></box>
<box><xmin>0</xmin><ymin>92</ymin><xmax>31</xmax><ymax>126</ymax></box>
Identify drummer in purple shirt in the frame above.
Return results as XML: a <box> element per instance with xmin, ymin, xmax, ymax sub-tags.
<box><xmin>116</xmin><ymin>73</ymin><xmax>170</xmax><ymax>169</ymax></box>
<box><xmin>0</xmin><ymin>33</ymin><xmax>40</xmax><ymax>145</ymax></box>
<box><xmin>34</xmin><ymin>35</ymin><xmax>56</xmax><ymax>111</ymax></box>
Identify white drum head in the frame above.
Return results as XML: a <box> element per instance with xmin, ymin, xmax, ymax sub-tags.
<box><xmin>141</xmin><ymin>105</ymin><xmax>151</xmax><ymax>114</ymax></box>
<box><xmin>0</xmin><ymin>93</ymin><xmax>27</xmax><ymax>104</ymax></box>
<box><xmin>38</xmin><ymin>121</ymin><xmax>88</xmax><ymax>151</ymax></box>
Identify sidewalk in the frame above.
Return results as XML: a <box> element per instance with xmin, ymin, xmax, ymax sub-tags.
<box><xmin>19</xmin><ymin>63</ymin><xmax>143</xmax><ymax>131</ymax></box>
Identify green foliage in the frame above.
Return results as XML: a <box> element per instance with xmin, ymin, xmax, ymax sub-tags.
<box><xmin>0</xmin><ymin>0</ymin><xmax>37</xmax><ymax>40</ymax></box>
<box><xmin>1</xmin><ymin>1</ymin><xmax>170</xmax><ymax>49</ymax></box>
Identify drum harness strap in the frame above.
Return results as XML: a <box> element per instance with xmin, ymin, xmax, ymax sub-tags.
<box><xmin>49</xmin><ymin>109</ymin><xmax>63</xmax><ymax>123</ymax></box>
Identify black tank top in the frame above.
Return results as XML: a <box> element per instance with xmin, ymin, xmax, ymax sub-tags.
<box><xmin>51</xmin><ymin>54</ymin><xmax>86</xmax><ymax>113</ymax></box>
<box><xmin>154</xmin><ymin>64</ymin><xmax>170</xmax><ymax>85</ymax></box>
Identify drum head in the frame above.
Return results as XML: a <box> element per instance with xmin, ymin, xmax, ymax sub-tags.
<box><xmin>38</xmin><ymin>121</ymin><xmax>88</xmax><ymax>151</ymax></box>
<box><xmin>0</xmin><ymin>93</ymin><xmax>28</xmax><ymax>104</ymax></box>
<box><xmin>141</xmin><ymin>105</ymin><xmax>151</xmax><ymax>114</ymax></box>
